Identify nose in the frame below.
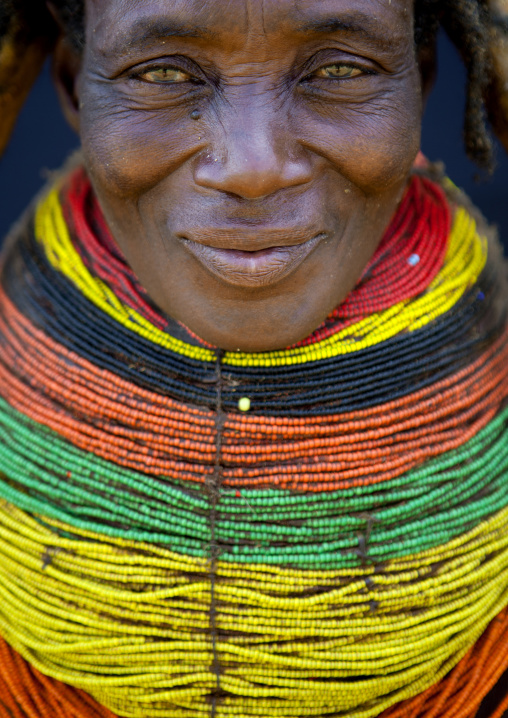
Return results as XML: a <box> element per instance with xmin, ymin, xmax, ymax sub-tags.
<box><xmin>193</xmin><ymin>111</ymin><xmax>312</xmax><ymax>200</ymax></box>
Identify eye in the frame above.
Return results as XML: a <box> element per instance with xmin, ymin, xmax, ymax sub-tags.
<box><xmin>136</xmin><ymin>66</ymin><xmax>193</xmax><ymax>84</ymax></box>
<box><xmin>313</xmin><ymin>64</ymin><xmax>364</xmax><ymax>80</ymax></box>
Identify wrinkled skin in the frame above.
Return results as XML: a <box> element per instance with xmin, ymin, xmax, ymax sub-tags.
<box><xmin>54</xmin><ymin>0</ymin><xmax>422</xmax><ymax>351</ymax></box>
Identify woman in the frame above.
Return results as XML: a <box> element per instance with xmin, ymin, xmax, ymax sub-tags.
<box><xmin>0</xmin><ymin>0</ymin><xmax>507</xmax><ymax>716</ymax></box>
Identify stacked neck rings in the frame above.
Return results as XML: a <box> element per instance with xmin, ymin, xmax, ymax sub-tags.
<box><xmin>0</xmin><ymin>167</ymin><xmax>506</xmax><ymax>718</ymax></box>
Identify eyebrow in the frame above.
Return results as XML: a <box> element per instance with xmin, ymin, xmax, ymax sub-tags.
<box><xmin>105</xmin><ymin>17</ymin><xmax>214</xmax><ymax>56</ymax></box>
<box><xmin>296</xmin><ymin>13</ymin><xmax>397</xmax><ymax>50</ymax></box>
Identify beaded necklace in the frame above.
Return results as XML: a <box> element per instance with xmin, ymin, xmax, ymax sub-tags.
<box><xmin>33</xmin><ymin>174</ymin><xmax>485</xmax><ymax>367</ymax></box>
<box><xmin>64</xmin><ymin>169</ymin><xmax>451</xmax><ymax>343</ymax></box>
<box><xmin>0</xmin><ymin>167</ymin><xmax>506</xmax><ymax>718</ymax></box>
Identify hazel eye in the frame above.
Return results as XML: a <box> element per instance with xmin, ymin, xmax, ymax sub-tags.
<box><xmin>313</xmin><ymin>64</ymin><xmax>363</xmax><ymax>79</ymax></box>
<box><xmin>138</xmin><ymin>67</ymin><xmax>192</xmax><ymax>84</ymax></box>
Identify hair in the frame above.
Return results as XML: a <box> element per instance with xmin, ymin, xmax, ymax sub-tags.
<box><xmin>414</xmin><ymin>0</ymin><xmax>495</xmax><ymax>171</ymax></box>
<box><xmin>0</xmin><ymin>0</ymin><xmax>502</xmax><ymax>171</ymax></box>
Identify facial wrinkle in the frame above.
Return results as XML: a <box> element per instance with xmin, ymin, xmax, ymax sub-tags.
<box><xmin>243</xmin><ymin>0</ymin><xmax>269</xmax><ymax>50</ymax></box>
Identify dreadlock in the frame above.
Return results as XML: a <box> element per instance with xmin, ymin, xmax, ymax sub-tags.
<box><xmin>0</xmin><ymin>0</ymin><xmax>503</xmax><ymax>171</ymax></box>
<box><xmin>415</xmin><ymin>0</ymin><xmax>495</xmax><ymax>170</ymax></box>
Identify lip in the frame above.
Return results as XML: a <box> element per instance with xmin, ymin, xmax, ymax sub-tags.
<box><xmin>179</xmin><ymin>232</ymin><xmax>325</xmax><ymax>288</ymax></box>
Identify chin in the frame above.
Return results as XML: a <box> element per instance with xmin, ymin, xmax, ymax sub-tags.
<box><xmin>185</xmin><ymin>307</ymin><xmax>330</xmax><ymax>353</ymax></box>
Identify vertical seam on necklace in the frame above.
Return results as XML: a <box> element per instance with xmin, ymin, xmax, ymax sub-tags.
<box><xmin>208</xmin><ymin>348</ymin><xmax>224</xmax><ymax>718</ymax></box>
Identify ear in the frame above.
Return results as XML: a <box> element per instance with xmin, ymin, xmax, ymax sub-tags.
<box><xmin>47</xmin><ymin>4</ymin><xmax>82</xmax><ymax>134</ymax></box>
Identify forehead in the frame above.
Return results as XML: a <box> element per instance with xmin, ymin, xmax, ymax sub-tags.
<box><xmin>85</xmin><ymin>0</ymin><xmax>414</xmax><ymax>55</ymax></box>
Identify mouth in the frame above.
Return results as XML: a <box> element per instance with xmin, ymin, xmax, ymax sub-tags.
<box><xmin>179</xmin><ymin>232</ymin><xmax>325</xmax><ymax>288</ymax></box>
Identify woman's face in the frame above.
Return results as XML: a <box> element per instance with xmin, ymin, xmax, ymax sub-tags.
<box><xmin>73</xmin><ymin>0</ymin><xmax>421</xmax><ymax>351</ymax></box>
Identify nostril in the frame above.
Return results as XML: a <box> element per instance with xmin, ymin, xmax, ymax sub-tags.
<box><xmin>193</xmin><ymin>152</ymin><xmax>312</xmax><ymax>200</ymax></box>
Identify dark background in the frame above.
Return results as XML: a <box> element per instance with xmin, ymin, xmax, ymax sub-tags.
<box><xmin>1</xmin><ymin>33</ymin><xmax>508</xmax><ymax>252</ymax></box>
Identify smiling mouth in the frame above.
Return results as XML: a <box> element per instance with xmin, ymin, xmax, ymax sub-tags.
<box><xmin>180</xmin><ymin>233</ymin><xmax>325</xmax><ymax>288</ymax></box>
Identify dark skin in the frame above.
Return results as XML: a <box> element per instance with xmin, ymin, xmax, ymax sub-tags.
<box><xmin>39</xmin><ymin>3</ymin><xmax>508</xmax><ymax>707</ymax></box>
<box><xmin>53</xmin><ymin>0</ymin><xmax>423</xmax><ymax>352</ymax></box>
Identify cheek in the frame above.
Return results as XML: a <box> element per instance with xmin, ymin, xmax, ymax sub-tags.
<box><xmin>297</xmin><ymin>78</ymin><xmax>422</xmax><ymax>193</ymax></box>
<box><xmin>78</xmin><ymin>85</ymin><xmax>203</xmax><ymax>198</ymax></box>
